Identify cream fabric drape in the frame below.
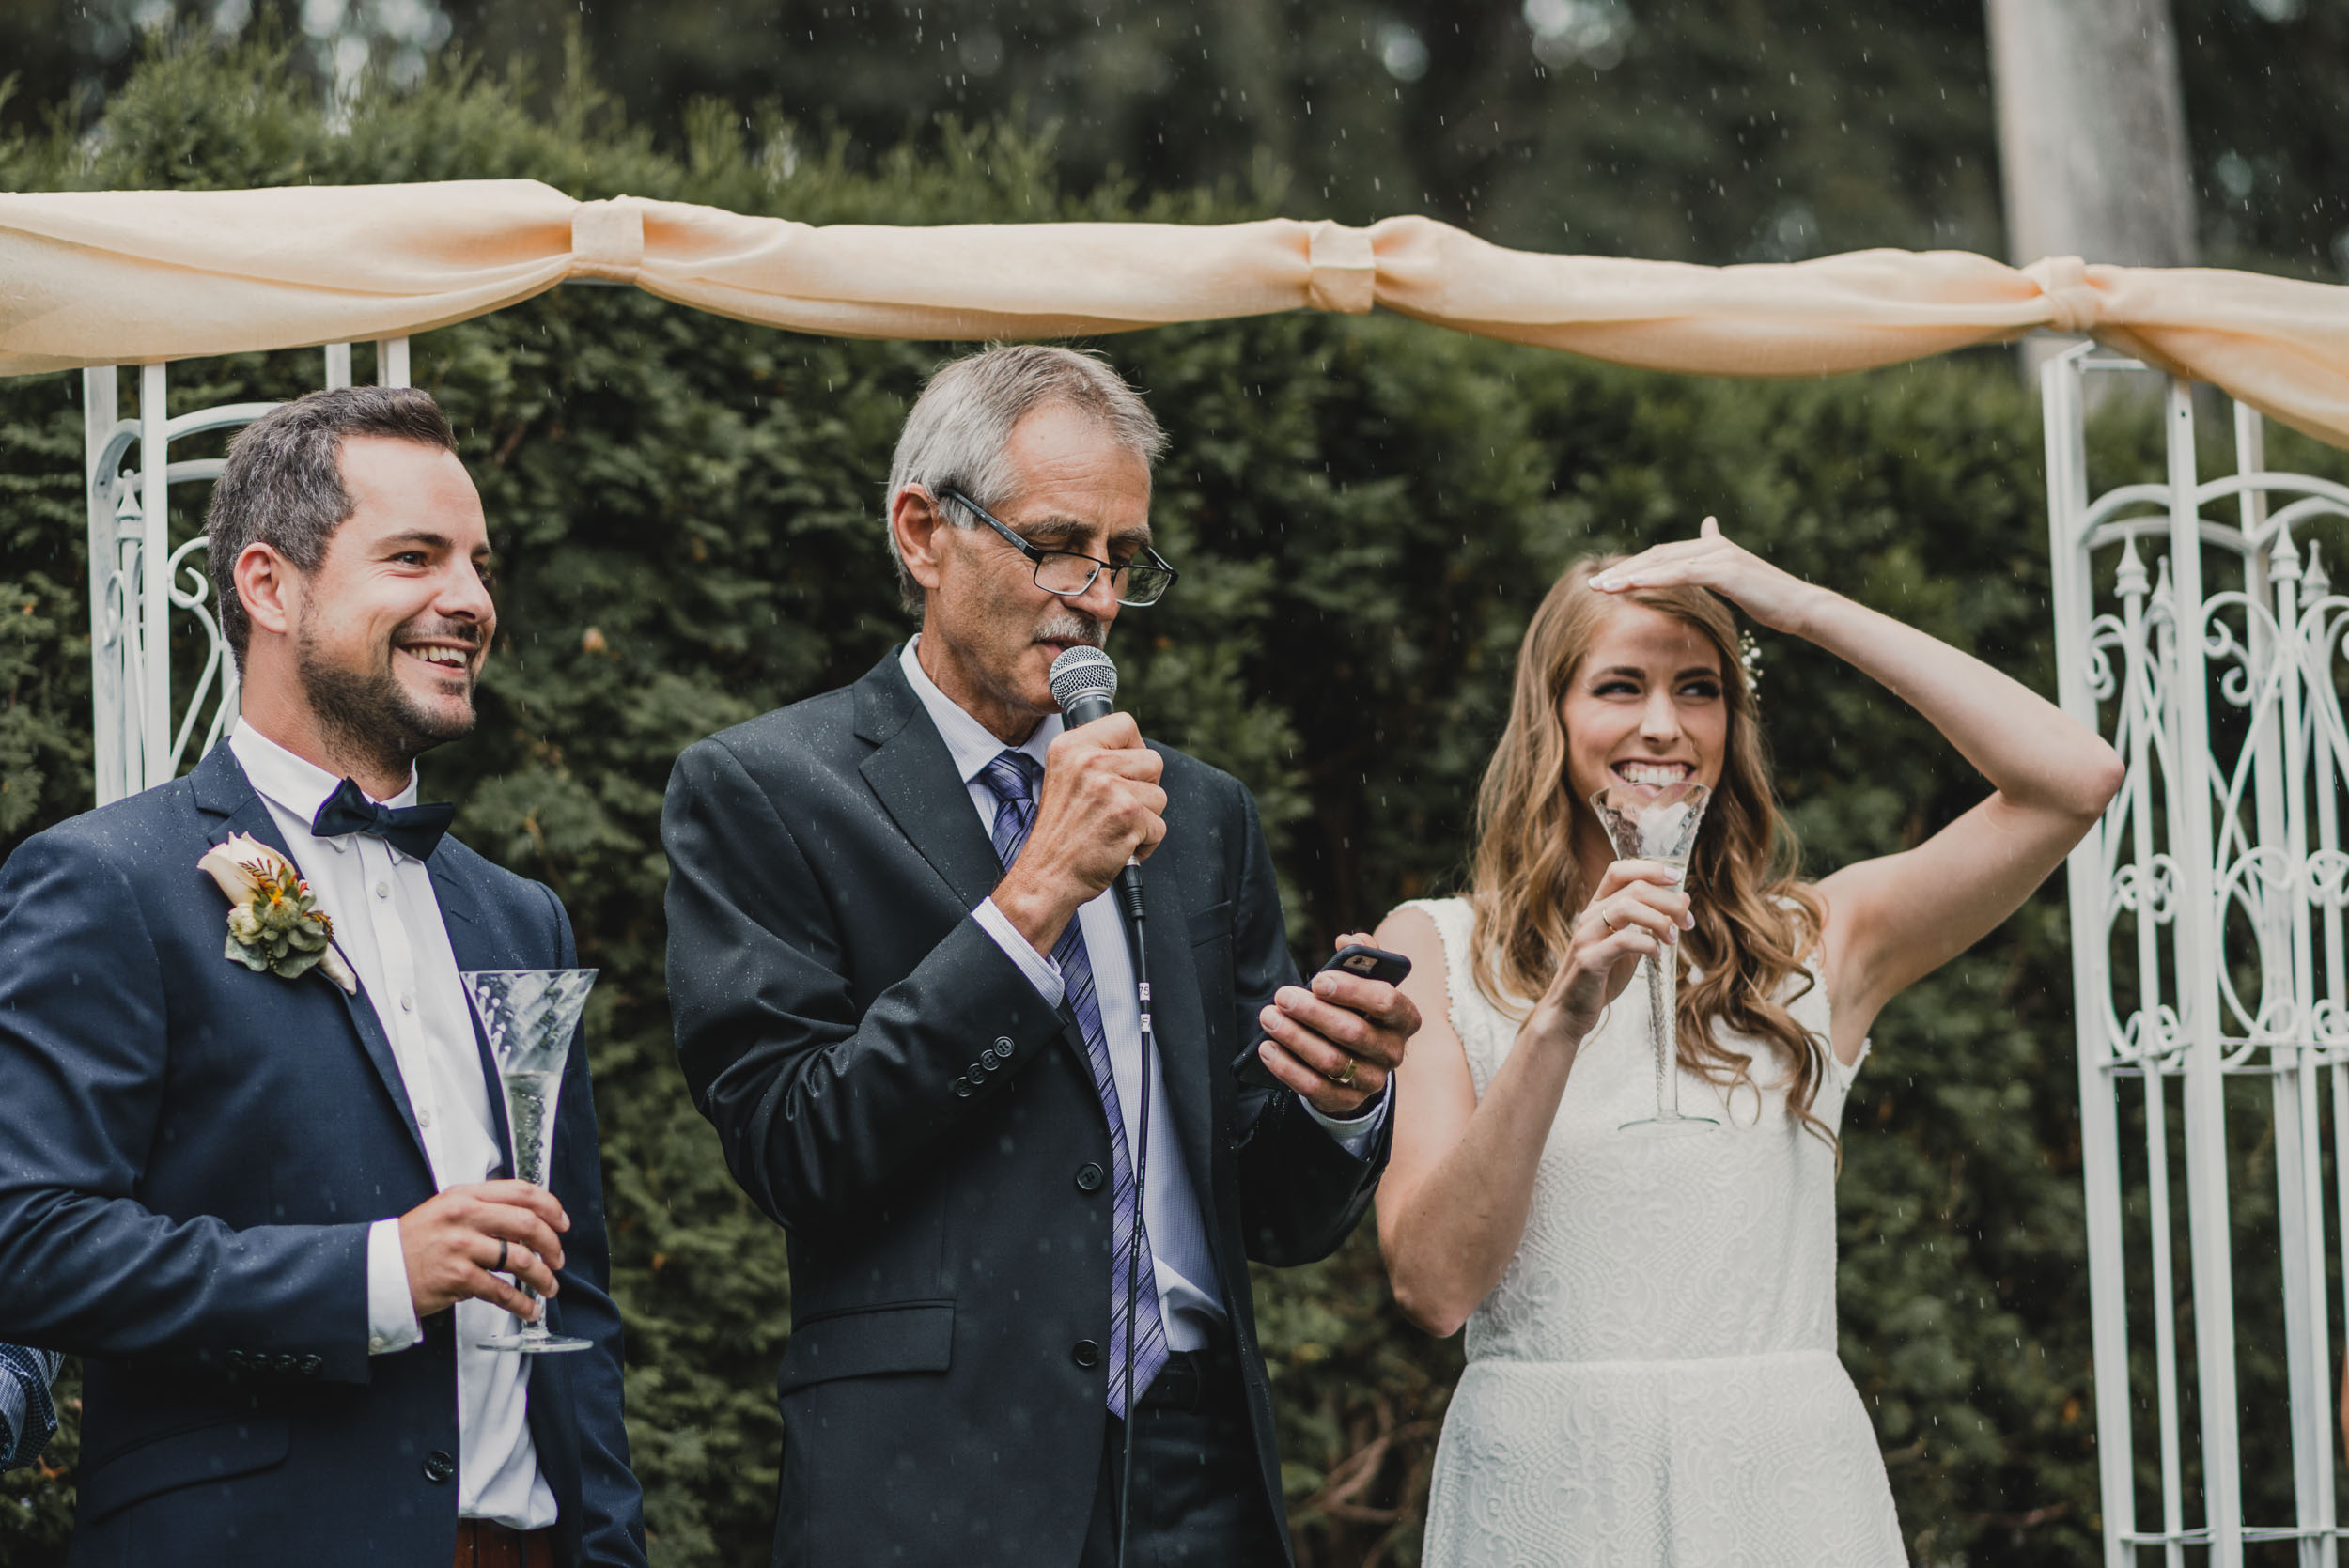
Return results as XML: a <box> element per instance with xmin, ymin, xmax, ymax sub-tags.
<box><xmin>5</xmin><ymin>179</ymin><xmax>2347</xmax><ymax>445</ymax></box>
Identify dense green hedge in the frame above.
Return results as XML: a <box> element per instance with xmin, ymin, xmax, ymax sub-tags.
<box><xmin>8</xmin><ymin>39</ymin><xmax>2346</xmax><ymax>1568</ymax></box>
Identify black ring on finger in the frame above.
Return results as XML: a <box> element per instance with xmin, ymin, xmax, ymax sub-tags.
<box><xmin>496</xmin><ymin>1239</ymin><xmax>508</xmax><ymax>1275</ymax></box>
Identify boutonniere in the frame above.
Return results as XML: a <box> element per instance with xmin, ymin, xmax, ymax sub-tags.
<box><xmin>197</xmin><ymin>833</ymin><xmax>358</xmax><ymax>994</ymax></box>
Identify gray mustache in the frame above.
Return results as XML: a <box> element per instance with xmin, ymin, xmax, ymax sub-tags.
<box><xmin>1038</xmin><ymin>612</ymin><xmax>1105</xmax><ymax>648</ymax></box>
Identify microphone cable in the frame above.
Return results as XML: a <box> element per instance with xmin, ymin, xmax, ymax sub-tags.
<box><xmin>1047</xmin><ymin>644</ymin><xmax>1155</xmax><ymax>1568</ymax></box>
<box><xmin>1114</xmin><ymin>856</ymin><xmax>1150</xmax><ymax>1568</ymax></box>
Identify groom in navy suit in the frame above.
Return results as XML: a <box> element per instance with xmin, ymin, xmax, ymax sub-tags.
<box><xmin>0</xmin><ymin>388</ymin><xmax>645</xmax><ymax>1566</ymax></box>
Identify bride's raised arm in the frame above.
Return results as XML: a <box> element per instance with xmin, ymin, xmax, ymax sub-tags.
<box><xmin>1591</xmin><ymin>518</ymin><xmax>2123</xmax><ymax>1063</ymax></box>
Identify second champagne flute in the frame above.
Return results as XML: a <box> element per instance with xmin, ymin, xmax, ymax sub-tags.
<box><xmin>1589</xmin><ymin>780</ymin><xmax>1717</xmax><ymax>1137</ymax></box>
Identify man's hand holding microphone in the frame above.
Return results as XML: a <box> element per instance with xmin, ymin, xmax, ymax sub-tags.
<box><xmin>988</xmin><ymin>646</ymin><xmax>1416</xmax><ymax>1119</ymax></box>
<box><xmin>988</xmin><ymin>706</ymin><xmax>1166</xmax><ymax>955</ymax></box>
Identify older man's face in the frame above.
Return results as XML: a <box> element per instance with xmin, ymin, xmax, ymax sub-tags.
<box><xmin>922</xmin><ymin>403</ymin><xmax>1154</xmax><ymax>730</ymax></box>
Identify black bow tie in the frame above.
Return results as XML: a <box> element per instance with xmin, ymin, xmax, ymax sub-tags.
<box><xmin>311</xmin><ymin>778</ymin><xmax>456</xmax><ymax>861</ymax></box>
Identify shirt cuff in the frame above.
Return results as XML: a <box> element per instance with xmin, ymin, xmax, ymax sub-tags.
<box><xmin>366</xmin><ymin>1217</ymin><xmax>423</xmax><ymax>1356</ymax></box>
<box><xmin>1302</xmin><ymin>1079</ymin><xmax>1392</xmax><ymax>1159</ymax></box>
<box><xmin>974</xmin><ymin>898</ymin><xmax>1065</xmax><ymax>1007</ymax></box>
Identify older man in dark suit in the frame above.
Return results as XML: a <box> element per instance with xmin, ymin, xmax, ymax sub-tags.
<box><xmin>662</xmin><ymin>345</ymin><xmax>1419</xmax><ymax>1567</ymax></box>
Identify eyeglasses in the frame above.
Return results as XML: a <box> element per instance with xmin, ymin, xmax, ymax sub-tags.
<box><xmin>939</xmin><ymin>487</ymin><xmax>1179</xmax><ymax>609</ymax></box>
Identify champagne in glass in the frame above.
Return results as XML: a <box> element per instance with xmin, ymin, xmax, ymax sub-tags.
<box><xmin>460</xmin><ymin>968</ymin><xmax>598</xmax><ymax>1353</ymax></box>
<box><xmin>1589</xmin><ymin>782</ymin><xmax>1717</xmax><ymax>1137</ymax></box>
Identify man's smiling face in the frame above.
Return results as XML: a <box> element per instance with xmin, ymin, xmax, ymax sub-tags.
<box><xmin>288</xmin><ymin>435</ymin><xmax>497</xmax><ymax>765</ymax></box>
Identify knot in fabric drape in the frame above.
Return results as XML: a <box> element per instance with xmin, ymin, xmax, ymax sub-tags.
<box><xmin>2025</xmin><ymin>255</ymin><xmax>2104</xmax><ymax>334</ymax></box>
<box><xmin>570</xmin><ymin>197</ymin><xmax>646</xmax><ymax>284</ymax></box>
<box><xmin>1304</xmin><ymin>221</ymin><xmax>1377</xmax><ymax>316</ymax></box>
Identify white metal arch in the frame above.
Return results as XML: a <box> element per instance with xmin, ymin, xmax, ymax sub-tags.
<box><xmin>2051</xmin><ymin>342</ymin><xmax>2349</xmax><ymax>1567</ymax></box>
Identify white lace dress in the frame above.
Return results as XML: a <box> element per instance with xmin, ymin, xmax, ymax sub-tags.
<box><xmin>1406</xmin><ymin>898</ymin><xmax>1906</xmax><ymax>1567</ymax></box>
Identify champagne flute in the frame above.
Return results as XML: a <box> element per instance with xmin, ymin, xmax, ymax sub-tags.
<box><xmin>1589</xmin><ymin>782</ymin><xmax>1717</xmax><ymax>1137</ymax></box>
<box><xmin>460</xmin><ymin>968</ymin><xmax>598</xmax><ymax>1353</ymax></box>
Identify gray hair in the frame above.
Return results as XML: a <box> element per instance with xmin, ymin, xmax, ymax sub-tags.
<box><xmin>205</xmin><ymin>386</ymin><xmax>458</xmax><ymax>666</ymax></box>
<box><xmin>884</xmin><ymin>345</ymin><xmax>1168</xmax><ymax>614</ymax></box>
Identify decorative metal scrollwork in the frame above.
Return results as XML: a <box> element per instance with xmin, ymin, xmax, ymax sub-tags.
<box><xmin>2054</xmin><ymin>350</ymin><xmax>2349</xmax><ymax>1564</ymax></box>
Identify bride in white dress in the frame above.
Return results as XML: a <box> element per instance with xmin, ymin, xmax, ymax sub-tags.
<box><xmin>1374</xmin><ymin>522</ymin><xmax>2123</xmax><ymax>1566</ymax></box>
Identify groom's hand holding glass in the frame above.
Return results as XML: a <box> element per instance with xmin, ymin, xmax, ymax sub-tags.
<box><xmin>397</xmin><ymin>1179</ymin><xmax>568</xmax><ymax>1322</ymax></box>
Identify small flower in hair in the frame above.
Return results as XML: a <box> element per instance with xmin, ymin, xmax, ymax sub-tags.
<box><xmin>1738</xmin><ymin>629</ymin><xmax>1764</xmax><ymax>696</ymax></box>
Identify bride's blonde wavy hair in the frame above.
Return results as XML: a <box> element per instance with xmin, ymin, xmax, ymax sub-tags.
<box><xmin>1468</xmin><ymin>556</ymin><xmax>1834</xmax><ymax>1146</ymax></box>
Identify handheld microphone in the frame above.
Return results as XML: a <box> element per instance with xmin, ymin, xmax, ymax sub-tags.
<box><xmin>1046</xmin><ymin>643</ymin><xmax>1152</xmax><ymax>1568</ymax></box>
<box><xmin>1048</xmin><ymin>646</ymin><xmax>1145</xmax><ymax>925</ymax></box>
<box><xmin>1047</xmin><ymin>642</ymin><xmax>1119</xmax><ymax>730</ymax></box>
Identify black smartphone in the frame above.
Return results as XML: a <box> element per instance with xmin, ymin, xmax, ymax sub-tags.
<box><xmin>1233</xmin><ymin>943</ymin><xmax>1414</xmax><ymax>1088</ymax></box>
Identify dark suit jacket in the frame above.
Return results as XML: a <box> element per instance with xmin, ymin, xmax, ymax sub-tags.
<box><xmin>661</xmin><ymin>647</ymin><xmax>1392</xmax><ymax>1568</ymax></box>
<box><xmin>0</xmin><ymin>744</ymin><xmax>646</xmax><ymax>1568</ymax></box>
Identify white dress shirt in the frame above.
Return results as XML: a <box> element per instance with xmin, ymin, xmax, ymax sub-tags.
<box><xmin>900</xmin><ymin>641</ymin><xmax>1386</xmax><ymax>1349</ymax></box>
<box><xmin>228</xmin><ymin>722</ymin><xmax>556</xmax><ymax>1530</ymax></box>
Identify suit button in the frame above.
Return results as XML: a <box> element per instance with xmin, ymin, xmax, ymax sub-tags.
<box><xmin>993</xmin><ymin>1036</ymin><xmax>1014</xmax><ymax>1053</ymax></box>
<box><xmin>1075</xmin><ymin>1162</ymin><xmax>1105</xmax><ymax>1194</ymax></box>
<box><xmin>225</xmin><ymin>1349</ymin><xmax>247</xmax><ymax>1371</ymax></box>
<box><xmin>981</xmin><ymin>1051</ymin><xmax>1003</xmax><ymax>1073</ymax></box>
<box><xmin>273</xmin><ymin>1353</ymin><xmax>298</xmax><ymax>1374</ymax></box>
<box><xmin>1071</xmin><ymin>1340</ymin><xmax>1101</xmax><ymax>1370</ymax></box>
<box><xmin>423</xmin><ymin>1450</ymin><xmax>456</xmax><ymax>1484</ymax></box>
<box><xmin>953</xmin><ymin>1077</ymin><xmax>975</xmax><ymax>1098</ymax></box>
<box><xmin>299</xmin><ymin>1354</ymin><xmax>323</xmax><ymax>1376</ymax></box>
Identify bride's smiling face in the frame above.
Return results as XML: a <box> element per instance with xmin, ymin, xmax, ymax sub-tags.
<box><xmin>1559</xmin><ymin>601</ymin><xmax>1729</xmax><ymax>811</ymax></box>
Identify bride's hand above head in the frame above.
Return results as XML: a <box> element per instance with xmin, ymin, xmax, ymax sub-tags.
<box><xmin>1534</xmin><ymin>859</ymin><xmax>1695</xmax><ymax>1048</ymax></box>
<box><xmin>1589</xmin><ymin>516</ymin><xmax>1824</xmax><ymax>637</ymax></box>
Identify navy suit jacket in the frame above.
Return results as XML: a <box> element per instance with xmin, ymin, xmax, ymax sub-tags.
<box><xmin>0</xmin><ymin>744</ymin><xmax>646</xmax><ymax>1568</ymax></box>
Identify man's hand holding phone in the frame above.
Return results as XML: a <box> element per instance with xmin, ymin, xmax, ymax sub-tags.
<box><xmin>1245</xmin><ymin>934</ymin><xmax>1420</xmax><ymax>1117</ymax></box>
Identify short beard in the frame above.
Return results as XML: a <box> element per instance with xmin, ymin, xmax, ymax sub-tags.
<box><xmin>295</xmin><ymin>610</ymin><xmax>475</xmax><ymax>782</ymax></box>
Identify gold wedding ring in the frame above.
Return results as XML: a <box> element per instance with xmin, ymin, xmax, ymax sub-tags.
<box><xmin>1330</xmin><ymin>1056</ymin><xmax>1360</xmax><ymax>1088</ymax></box>
<box><xmin>1599</xmin><ymin>908</ymin><xmax>1619</xmax><ymax>931</ymax></box>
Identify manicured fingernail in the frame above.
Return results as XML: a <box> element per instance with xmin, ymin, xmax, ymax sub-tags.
<box><xmin>1681</xmin><ymin>912</ymin><xmax>1696</xmax><ymax>929</ymax></box>
<box><xmin>1591</xmin><ymin>575</ymin><xmax>1615</xmax><ymax>591</ymax></box>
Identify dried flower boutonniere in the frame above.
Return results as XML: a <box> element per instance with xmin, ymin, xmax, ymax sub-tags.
<box><xmin>197</xmin><ymin>834</ymin><xmax>358</xmax><ymax>993</ymax></box>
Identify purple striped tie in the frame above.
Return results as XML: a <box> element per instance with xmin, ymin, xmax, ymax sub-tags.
<box><xmin>977</xmin><ymin>750</ymin><xmax>1169</xmax><ymax>1415</ymax></box>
